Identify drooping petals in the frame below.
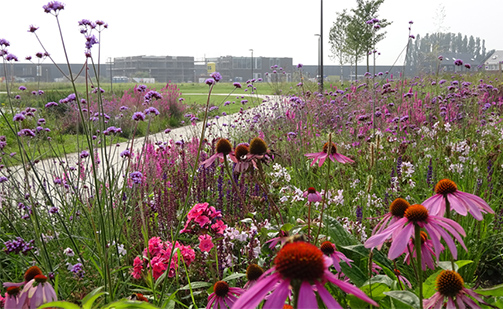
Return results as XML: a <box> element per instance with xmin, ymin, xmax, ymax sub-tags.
<box><xmin>297</xmin><ymin>281</ymin><xmax>317</xmax><ymax>308</ymax></box>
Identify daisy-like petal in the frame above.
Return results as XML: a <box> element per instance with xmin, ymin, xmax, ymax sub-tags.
<box><xmin>206</xmin><ymin>294</ymin><xmax>216</xmax><ymax>309</ymax></box>
<box><xmin>459</xmin><ymin>294</ymin><xmax>479</xmax><ymax>308</ymax></box>
<box><xmin>314</xmin><ymin>281</ymin><xmax>344</xmax><ymax>309</ymax></box>
<box><xmin>334</xmin><ymin>153</ymin><xmax>354</xmax><ymax>164</ymax></box>
<box><xmin>446</xmin><ymin>194</ymin><xmax>469</xmax><ymax>216</ymax></box>
<box><xmin>423</xmin><ymin>194</ymin><xmax>445</xmax><ymax>216</ymax></box>
<box><xmin>297</xmin><ymin>281</ymin><xmax>317</xmax><ymax>308</ymax></box>
<box><xmin>365</xmin><ymin>217</ymin><xmax>407</xmax><ymax>250</ymax></box>
<box><xmin>388</xmin><ymin>222</ymin><xmax>414</xmax><ymax>259</ymax></box>
<box><xmin>428</xmin><ymin>221</ymin><xmax>459</xmax><ymax>259</ymax></box>
<box><xmin>231</xmin><ymin>272</ymin><xmax>281</xmax><ymax>309</ymax></box>
<box><xmin>455</xmin><ymin>191</ymin><xmax>494</xmax><ymax>213</ymax></box>
<box><xmin>263</xmin><ymin>280</ymin><xmax>290</xmax><ymax>309</ymax></box>
<box><xmin>447</xmin><ymin>297</ymin><xmax>456</xmax><ymax>308</ymax></box>
<box><xmin>455</xmin><ymin>295</ymin><xmax>466</xmax><ymax>309</ymax></box>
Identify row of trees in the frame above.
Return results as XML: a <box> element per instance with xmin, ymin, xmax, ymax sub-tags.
<box><xmin>329</xmin><ymin>0</ymin><xmax>391</xmax><ymax>77</ymax></box>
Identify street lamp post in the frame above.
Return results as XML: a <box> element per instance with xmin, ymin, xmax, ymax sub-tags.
<box><xmin>249</xmin><ymin>49</ymin><xmax>254</xmax><ymax>80</ymax></box>
<box><xmin>315</xmin><ymin>34</ymin><xmax>321</xmax><ymax>87</ymax></box>
<box><xmin>320</xmin><ymin>0</ymin><xmax>324</xmax><ymax>93</ymax></box>
<box><xmin>107</xmin><ymin>57</ymin><xmax>113</xmax><ymax>92</ymax></box>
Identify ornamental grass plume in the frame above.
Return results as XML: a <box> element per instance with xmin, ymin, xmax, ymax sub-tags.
<box><xmin>422</xmin><ymin>179</ymin><xmax>494</xmax><ymax>221</ymax></box>
<box><xmin>305</xmin><ymin>142</ymin><xmax>354</xmax><ymax>167</ymax></box>
<box><xmin>232</xmin><ymin>242</ymin><xmax>378</xmax><ymax>309</ymax></box>
<box><xmin>207</xmin><ymin>281</ymin><xmax>243</xmax><ymax>309</ymax></box>
<box><xmin>364</xmin><ymin>204</ymin><xmax>467</xmax><ymax>260</ymax></box>
<box><xmin>424</xmin><ymin>270</ymin><xmax>487</xmax><ymax>309</ymax></box>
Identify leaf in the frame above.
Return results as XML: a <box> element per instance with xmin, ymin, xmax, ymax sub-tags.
<box><xmin>324</xmin><ymin>215</ymin><xmax>359</xmax><ymax>247</ymax></box>
<box><xmin>222</xmin><ymin>272</ymin><xmax>246</xmax><ymax>282</ymax></box>
<box><xmin>423</xmin><ymin>270</ymin><xmax>442</xmax><ymax>299</ymax></box>
<box><xmin>102</xmin><ymin>300</ymin><xmax>160</xmax><ymax>309</ymax></box>
<box><xmin>180</xmin><ymin>281</ymin><xmax>212</xmax><ymax>290</ymax></box>
<box><xmin>362</xmin><ymin>275</ymin><xmax>395</xmax><ymax>288</ymax></box>
<box><xmin>359</xmin><ymin>282</ymin><xmax>391</xmax><ymax>301</ymax></box>
<box><xmin>341</xmin><ymin>244</ymin><xmax>394</xmax><ymax>270</ymax></box>
<box><xmin>38</xmin><ymin>301</ymin><xmax>81</xmax><ymax>309</ymax></box>
<box><xmin>340</xmin><ymin>263</ymin><xmax>367</xmax><ymax>287</ymax></box>
<box><xmin>280</xmin><ymin>223</ymin><xmax>294</xmax><ymax>232</ymax></box>
<box><xmin>81</xmin><ymin>286</ymin><xmax>107</xmax><ymax>309</ymax></box>
<box><xmin>384</xmin><ymin>291</ymin><xmax>420</xmax><ymax>308</ymax></box>
<box><xmin>476</xmin><ymin>284</ymin><xmax>503</xmax><ymax>297</ymax></box>
<box><xmin>438</xmin><ymin>260</ymin><xmax>473</xmax><ymax>271</ymax></box>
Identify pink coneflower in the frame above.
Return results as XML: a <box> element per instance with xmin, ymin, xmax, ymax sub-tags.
<box><xmin>303</xmin><ymin>187</ymin><xmax>322</xmax><ymax>203</ymax></box>
<box><xmin>244</xmin><ymin>264</ymin><xmax>264</xmax><ymax>289</ymax></box>
<box><xmin>232</xmin><ymin>242</ymin><xmax>378</xmax><ymax>308</ymax></box>
<box><xmin>393</xmin><ymin>269</ymin><xmax>412</xmax><ymax>289</ymax></box>
<box><xmin>423</xmin><ymin>179</ymin><xmax>494</xmax><ymax>221</ymax></box>
<box><xmin>246</xmin><ymin>137</ymin><xmax>274</xmax><ymax>168</ymax></box>
<box><xmin>320</xmin><ymin>241</ymin><xmax>353</xmax><ymax>272</ymax></box>
<box><xmin>305</xmin><ymin>142</ymin><xmax>354</xmax><ymax>167</ymax></box>
<box><xmin>424</xmin><ymin>270</ymin><xmax>487</xmax><ymax>308</ymax></box>
<box><xmin>200</xmin><ymin>138</ymin><xmax>233</xmax><ymax>168</ymax></box>
<box><xmin>206</xmin><ymin>281</ymin><xmax>243</xmax><ymax>309</ymax></box>
<box><xmin>372</xmin><ymin>198</ymin><xmax>411</xmax><ymax>247</ymax></box>
<box><xmin>18</xmin><ymin>274</ymin><xmax>57</xmax><ymax>308</ymax></box>
<box><xmin>364</xmin><ymin>204</ymin><xmax>467</xmax><ymax>260</ymax></box>
<box><xmin>404</xmin><ymin>231</ymin><xmax>443</xmax><ymax>271</ymax></box>
<box><xmin>4</xmin><ymin>286</ymin><xmax>26</xmax><ymax>309</ymax></box>
<box><xmin>3</xmin><ymin>266</ymin><xmax>43</xmax><ymax>288</ymax></box>
<box><xmin>229</xmin><ymin>143</ymin><xmax>251</xmax><ymax>173</ymax></box>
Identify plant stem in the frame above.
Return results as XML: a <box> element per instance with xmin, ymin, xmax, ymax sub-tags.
<box><xmin>414</xmin><ymin>224</ymin><xmax>424</xmax><ymax>309</ymax></box>
<box><xmin>308</xmin><ymin>202</ymin><xmax>312</xmax><ymax>240</ymax></box>
<box><xmin>445</xmin><ymin>196</ymin><xmax>456</xmax><ymax>271</ymax></box>
<box><xmin>314</xmin><ymin>134</ymin><xmax>332</xmax><ymax>246</ymax></box>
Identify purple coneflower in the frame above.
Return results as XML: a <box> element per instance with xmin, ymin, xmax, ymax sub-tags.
<box><xmin>394</xmin><ymin>269</ymin><xmax>412</xmax><ymax>289</ymax></box>
<box><xmin>305</xmin><ymin>142</ymin><xmax>354</xmax><ymax>167</ymax></box>
<box><xmin>303</xmin><ymin>187</ymin><xmax>322</xmax><ymax>203</ymax></box>
<box><xmin>372</xmin><ymin>198</ymin><xmax>411</xmax><ymax>241</ymax></box>
<box><xmin>244</xmin><ymin>264</ymin><xmax>264</xmax><ymax>289</ymax></box>
<box><xmin>320</xmin><ymin>241</ymin><xmax>353</xmax><ymax>272</ymax></box>
<box><xmin>3</xmin><ymin>266</ymin><xmax>43</xmax><ymax>288</ymax></box>
<box><xmin>206</xmin><ymin>281</ymin><xmax>243</xmax><ymax>309</ymax></box>
<box><xmin>17</xmin><ymin>274</ymin><xmax>57</xmax><ymax>308</ymax></box>
<box><xmin>232</xmin><ymin>242</ymin><xmax>378</xmax><ymax>308</ymax></box>
<box><xmin>424</xmin><ymin>270</ymin><xmax>487</xmax><ymax>308</ymax></box>
<box><xmin>422</xmin><ymin>179</ymin><xmax>494</xmax><ymax>221</ymax></box>
<box><xmin>403</xmin><ymin>231</ymin><xmax>442</xmax><ymax>271</ymax></box>
<box><xmin>229</xmin><ymin>143</ymin><xmax>250</xmax><ymax>173</ymax></box>
<box><xmin>200</xmin><ymin>138</ymin><xmax>233</xmax><ymax>168</ymax></box>
<box><xmin>364</xmin><ymin>204</ymin><xmax>466</xmax><ymax>260</ymax></box>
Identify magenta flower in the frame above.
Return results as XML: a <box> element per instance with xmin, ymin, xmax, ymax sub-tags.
<box><xmin>320</xmin><ymin>241</ymin><xmax>353</xmax><ymax>272</ymax></box>
<box><xmin>232</xmin><ymin>242</ymin><xmax>378</xmax><ymax>309</ymax></box>
<box><xmin>228</xmin><ymin>143</ymin><xmax>251</xmax><ymax>173</ymax></box>
<box><xmin>394</xmin><ymin>269</ymin><xmax>412</xmax><ymax>289</ymax></box>
<box><xmin>454</xmin><ymin>59</ymin><xmax>464</xmax><ymax>66</ymax></box>
<box><xmin>198</xmin><ymin>234</ymin><xmax>214</xmax><ymax>253</ymax></box>
<box><xmin>210</xmin><ymin>72</ymin><xmax>222</xmax><ymax>82</ymax></box>
<box><xmin>4</xmin><ymin>287</ymin><xmax>26</xmax><ymax>309</ymax></box>
<box><xmin>365</xmin><ymin>204</ymin><xmax>467</xmax><ymax>260</ymax></box>
<box><xmin>200</xmin><ymin>138</ymin><xmax>233</xmax><ymax>168</ymax></box>
<box><xmin>303</xmin><ymin>187</ymin><xmax>322</xmax><ymax>203</ymax></box>
<box><xmin>244</xmin><ymin>264</ymin><xmax>264</xmax><ymax>289</ymax></box>
<box><xmin>305</xmin><ymin>142</ymin><xmax>354</xmax><ymax>167</ymax></box>
<box><xmin>232</xmin><ymin>82</ymin><xmax>242</xmax><ymax>88</ymax></box>
<box><xmin>425</xmin><ymin>270</ymin><xmax>487</xmax><ymax>309</ymax></box>
<box><xmin>403</xmin><ymin>231</ymin><xmax>443</xmax><ymax>271</ymax></box>
<box><xmin>207</xmin><ymin>281</ymin><xmax>243</xmax><ymax>309</ymax></box>
<box><xmin>372</xmin><ymin>198</ymin><xmax>410</xmax><ymax>248</ymax></box>
<box><xmin>423</xmin><ymin>179</ymin><xmax>494</xmax><ymax>221</ymax></box>
<box><xmin>18</xmin><ymin>274</ymin><xmax>57</xmax><ymax>308</ymax></box>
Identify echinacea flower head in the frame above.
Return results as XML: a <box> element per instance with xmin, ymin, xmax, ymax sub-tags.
<box><xmin>404</xmin><ymin>231</ymin><xmax>442</xmax><ymax>271</ymax></box>
<box><xmin>425</xmin><ymin>270</ymin><xmax>486</xmax><ymax>309</ymax></box>
<box><xmin>305</xmin><ymin>142</ymin><xmax>354</xmax><ymax>167</ymax></box>
<box><xmin>4</xmin><ymin>286</ymin><xmax>25</xmax><ymax>309</ymax></box>
<box><xmin>372</xmin><ymin>198</ymin><xmax>411</xmax><ymax>240</ymax></box>
<box><xmin>19</xmin><ymin>274</ymin><xmax>57</xmax><ymax>309</ymax></box>
<box><xmin>244</xmin><ymin>264</ymin><xmax>264</xmax><ymax>289</ymax></box>
<box><xmin>320</xmin><ymin>241</ymin><xmax>353</xmax><ymax>272</ymax></box>
<box><xmin>303</xmin><ymin>187</ymin><xmax>322</xmax><ymax>203</ymax></box>
<box><xmin>200</xmin><ymin>138</ymin><xmax>233</xmax><ymax>168</ymax></box>
<box><xmin>232</xmin><ymin>241</ymin><xmax>378</xmax><ymax>309</ymax></box>
<box><xmin>393</xmin><ymin>269</ymin><xmax>412</xmax><ymax>289</ymax></box>
<box><xmin>365</xmin><ymin>204</ymin><xmax>467</xmax><ymax>260</ymax></box>
<box><xmin>423</xmin><ymin>179</ymin><xmax>494</xmax><ymax>221</ymax></box>
<box><xmin>3</xmin><ymin>266</ymin><xmax>43</xmax><ymax>288</ymax></box>
<box><xmin>207</xmin><ymin>281</ymin><xmax>243</xmax><ymax>309</ymax></box>
<box><xmin>249</xmin><ymin>137</ymin><xmax>268</xmax><ymax>155</ymax></box>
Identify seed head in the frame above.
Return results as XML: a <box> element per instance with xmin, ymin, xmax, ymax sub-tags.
<box><xmin>436</xmin><ymin>270</ymin><xmax>464</xmax><ymax>297</ymax></box>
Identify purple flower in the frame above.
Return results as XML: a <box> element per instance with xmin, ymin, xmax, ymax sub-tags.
<box><xmin>164</xmin><ymin>128</ymin><xmax>171</xmax><ymax>134</ymax></box>
<box><xmin>132</xmin><ymin>112</ymin><xmax>146</xmax><ymax>121</ymax></box>
<box><xmin>119</xmin><ymin>105</ymin><xmax>128</xmax><ymax>111</ymax></box>
<box><xmin>130</xmin><ymin>171</ymin><xmax>143</xmax><ymax>184</ymax></box>
<box><xmin>49</xmin><ymin>207</ymin><xmax>59</xmax><ymax>214</ymax></box>
<box><xmin>69</xmin><ymin>263</ymin><xmax>84</xmax><ymax>278</ymax></box>
<box><xmin>19</xmin><ymin>86</ymin><xmax>27</xmax><ymax>91</ymax></box>
<box><xmin>454</xmin><ymin>59</ymin><xmax>463</xmax><ymax>66</ymax></box>
<box><xmin>144</xmin><ymin>106</ymin><xmax>160</xmax><ymax>116</ymax></box>
<box><xmin>144</xmin><ymin>90</ymin><xmax>162</xmax><ymax>102</ymax></box>
<box><xmin>233</xmin><ymin>82</ymin><xmax>242</xmax><ymax>88</ymax></box>
<box><xmin>0</xmin><ymin>39</ymin><xmax>10</xmax><ymax>47</ymax></box>
<box><xmin>3</xmin><ymin>237</ymin><xmax>35</xmax><ymax>255</ymax></box>
<box><xmin>210</xmin><ymin>71</ymin><xmax>222</xmax><ymax>82</ymax></box>
<box><xmin>0</xmin><ymin>176</ymin><xmax>8</xmax><ymax>183</ymax></box>
<box><xmin>297</xmin><ymin>63</ymin><xmax>303</xmax><ymax>68</ymax></box>
<box><xmin>120</xmin><ymin>149</ymin><xmax>131</xmax><ymax>158</ymax></box>
<box><xmin>45</xmin><ymin>101</ymin><xmax>58</xmax><ymax>108</ymax></box>
<box><xmin>13</xmin><ymin>114</ymin><xmax>25</xmax><ymax>122</ymax></box>
<box><xmin>464</xmin><ymin>63</ymin><xmax>471</xmax><ymax>69</ymax></box>
<box><xmin>28</xmin><ymin>25</ymin><xmax>39</xmax><ymax>33</ymax></box>
<box><xmin>205</xmin><ymin>78</ymin><xmax>215</xmax><ymax>85</ymax></box>
<box><xmin>18</xmin><ymin>129</ymin><xmax>36</xmax><ymax>137</ymax></box>
<box><xmin>80</xmin><ymin>150</ymin><xmax>90</xmax><ymax>159</ymax></box>
<box><xmin>438</xmin><ymin>55</ymin><xmax>444</xmax><ymax>61</ymax></box>
<box><xmin>43</xmin><ymin>1</ymin><xmax>65</xmax><ymax>14</ymax></box>
<box><xmin>5</xmin><ymin>53</ymin><xmax>18</xmax><ymax>62</ymax></box>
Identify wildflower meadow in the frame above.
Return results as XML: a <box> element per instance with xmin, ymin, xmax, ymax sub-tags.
<box><xmin>1</xmin><ymin>2</ymin><xmax>503</xmax><ymax>309</ymax></box>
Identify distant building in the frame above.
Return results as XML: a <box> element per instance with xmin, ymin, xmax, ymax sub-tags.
<box><xmin>111</xmin><ymin>55</ymin><xmax>194</xmax><ymax>83</ymax></box>
<box><xmin>206</xmin><ymin>56</ymin><xmax>293</xmax><ymax>82</ymax></box>
<box><xmin>2</xmin><ymin>63</ymin><xmax>105</xmax><ymax>83</ymax></box>
<box><xmin>484</xmin><ymin>50</ymin><xmax>503</xmax><ymax>72</ymax></box>
<box><xmin>437</xmin><ymin>52</ymin><xmax>481</xmax><ymax>72</ymax></box>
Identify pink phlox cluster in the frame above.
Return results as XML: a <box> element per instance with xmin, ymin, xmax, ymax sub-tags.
<box><xmin>131</xmin><ymin>237</ymin><xmax>195</xmax><ymax>280</ymax></box>
<box><xmin>180</xmin><ymin>202</ymin><xmax>227</xmax><ymax>235</ymax></box>
<box><xmin>198</xmin><ymin>234</ymin><xmax>214</xmax><ymax>253</ymax></box>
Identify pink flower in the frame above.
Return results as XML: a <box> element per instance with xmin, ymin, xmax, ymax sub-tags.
<box><xmin>132</xmin><ymin>257</ymin><xmax>144</xmax><ymax>279</ymax></box>
<box><xmin>211</xmin><ymin>219</ymin><xmax>227</xmax><ymax>235</ymax></box>
<box><xmin>207</xmin><ymin>281</ymin><xmax>243</xmax><ymax>309</ymax></box>
<box><xmin>150</xmin><ymin>256</ymin><xmax>168</xmax><ymax>280</ymax></box>
<box><xmin>320</xmin><ymin>241</ymin><xmax>353</xmax><ymax>272</ymax></box>
<box><xmin>199</xmin><ymin>234</ymin><xmax>214</xmax><ymax>253</ymax></box>
<box><xmin>305</xmin><ymin>142</ymin><xmax>354</xmax><ymax>167</ymax></box>
<box><xmin>195</xmin><ymin>215</ymin><xmax>210</xmax><ymax>228</ymax></box>
<box><xmin>18</xmin><ymin>275</ymin><xmax>57</xmax><ymax>309</ymax></box>
<box><xmin>425</xmin><ymin>270</ymin><xmax>487</xmax><ymax>308</ymax></box>
<box><xmin>371</xmin><ymin>198</ymin><xmax>411</xmax><ymax>249</ymax></box>
<box><xmin>403</xmin><ymin>231</ymin><xmax>443</xmax><ymax>271</ymax></box>
<box><xmin>200</xmin><ymin>138</ymin><xmax>233</xmax><ymax>168</ymax></box>
<box><xmin>303</xmin><ymin>187</ymin><xmax>322</xmax><ymax>203</ymax></box>
<box><xmin>244</xmin><ymin>264</ymin><xmax>264</xmax><ymax>289</ymax></box>
<box><xmin>145</xmin><ymin>236</ymin><xmax>163</xmax><ymax>257</ymax></box>
<box><xmin>4</xmin><ymin>286</ymin><xmax>26</xmax><ymax>309</ymax></box>
<box><xmin>229</xmin><ymin>143</ymin><xmax>251</xmax><ymax>173</ymax></box>
<box><xmin>232</xmin><ymin>242</ymin><xmax>378</xmax><ymax>309</ymax></box>
<box><xmin>393</xmin><ymin>269</ymin><xmax>412</xmax><ymax>289</ymax></box>
<box><xmin>423</xmin><ymin>179</ymin><xmax>494</xmax><ymax>221</ymax></box>
<box><xmin>365</xmin><ymin>204</ymin><xmax>467</xmax><ymax>260</ymax></box>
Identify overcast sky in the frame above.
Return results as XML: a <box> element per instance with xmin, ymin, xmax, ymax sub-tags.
<box><xmin>1</xmin><ymin>0</ymin><xmax>501</xmax><ymax>67</ymax></box>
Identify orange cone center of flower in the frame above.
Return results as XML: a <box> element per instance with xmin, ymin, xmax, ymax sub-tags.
<box><xmin>34</xmin><ymin>274</ymin><xmax>48</xmax><ymax>283</ymax></box>
<box><xmin>404</xmin><ymin>204</ymin><xmax>429</xmax><ymax>222</ymax></box>
<box><xmin>6</xmin><ymin>286</ymin><xmax>20</xmax><ymax>296</ymax></box>
<box><xmin>320</xmin><ymin>241</ymin><xmax>335</xmax><ymax>255</ymax></box>
<box><xmin>389</xmin><ymin>198</ymin><xmax>411</xmax><ymax>217</ymax></box>
<box><xmin>283</xmin><ymin>305</ymin><xmax>294</xmax><ymax>309</ymax></box>
<box><xmin>307</xmin><ymin>187</ymin><xmax>317</xmax><ymax>194</ymax></box>
<box><xmin>135</xmin><ymin>293</ymin><xmax>148</xmax><ymax>302</ymax></box>
<box><xmin>394</xmin><ymin>269</ymin><xmax>401</xmax><ymax>276</ymax></box>
<box><xmin>216</xmin><ymin>138</ymin><xmax>232</xmax><ymax>154</ymax></box>
<box><xmin>275</xmin><ymin>242</ymin><xmax>325</xmax><ymax>282</ymax></box>
<box><xmin>214</xmin><ymin>281</ymin><xmax>230</xmax><ymax>297</ymax></box>
<box><xmin>24</xmin><ymin>265</ymin><xmax>43</xmax><ymax>282</ymax></box>
<box><xmin>234</xmin><ymin>144</ymin><xmax>249</xmax><ymax>160</ymax></box>
<box><xmin>436</xmin><ymin>270</ymin><xmax>464</xmax><ymax>297</ymax></box>
<box><xmin>246</xmin><ymin>264</ymin><xmax>264</xmax><ymax>281</ymax></box>
<box><xmin>435</xmin><ymin>179</ymin><xmax>458</xmax><ymax>195</ymax></box>
<box><xmin>322</xmin><ymin>142</ymin><xmax>337</xmax><ymax>154</ymax></box>
<box><xmin>249</xmin><ymin>137</ymin><xmax>268</xmax><ymax>155</ymax></box>
<box><xmin>420</xmin><ymin>231</ymin><xmax>428</xmax><ymax>244</ymax></box>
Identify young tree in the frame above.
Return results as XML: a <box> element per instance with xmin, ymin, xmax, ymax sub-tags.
<box><xmin>329</xmin><ymin>11</ymin><xmax>351</xmax><ymax>83</ymax></box>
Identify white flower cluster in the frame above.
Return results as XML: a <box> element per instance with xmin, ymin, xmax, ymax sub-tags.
<box><xmin>400</xmin><ymin>161</ymin><xmax>415</xmax><ymax>178</ymax></box>
<box><xmin>221</xmin><ymin>225</ymin><xmax>261</xmax><ymax>268</ymax></box>
<box><xmin>450</xmin><ymin>140</ymin><xmax>471</xmax><ymax>156</ymax></box>
<box><xmin>338</xmin><ymin>217</ymin><xmax>368</xmax><ymax>242</ymax></box>
<box><xmin>449</xmin><ymin>163</ymin><xmax>464</xmax><ymax>176</ymax></box>
<box><xmin>269</xmin><ymin>163</ymin><xmax>291</xmax><ymax>185</ymax></box>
